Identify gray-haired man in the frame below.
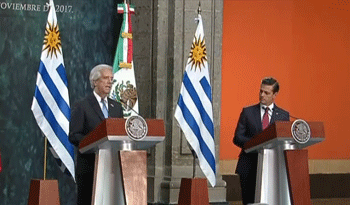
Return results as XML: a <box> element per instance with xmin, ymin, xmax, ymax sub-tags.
<box><xmin>69</xmin><ymin>64</ymin><xmax>123</xmax><ymax>205</ymax></box>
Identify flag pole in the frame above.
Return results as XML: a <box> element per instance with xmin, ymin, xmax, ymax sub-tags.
<box><xmin>188</xmin><ymin>0</ymin><xmax>203</xmax><ymax>180</ymax></box>
<box><xmin>44</xmin><ymin>136</ymin><xmax>47</xmax><ymax>180</ymax></box>
<box><xmin>188</xmin><ymin>143</ymin><xmax>197</xmax><ymax>178</ymax></box>
<box><xmin>192</xmin><ymin>150</ymin><xmax>196</xmax><ymax>178</ymax></box>
<box><xmin>190</xmin><ymin>1</ymin><xmax>202</xmax><ymax>180</ymax></box>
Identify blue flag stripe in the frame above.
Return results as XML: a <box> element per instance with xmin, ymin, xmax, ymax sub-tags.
<box><xmin>57</xmin><ymin>64</ymin><xmax>68</xmax><ymax>87</ymax></box>
<box><xmin>34</xmin><ymin>88</ymin><xmax>74</xmax><ymax>158</ymax></box>
<box><xmin>177</xmin><ymin>94</ymin><xmax>216</xmax><ymax>172</ymax></box>
<box><xmin>200</xmin><ymin>77</ymin><xmax>212</xmax><ymax>102</ymax></box>
<box><xmin>183</xmin><ymin>72</ymin><xmax>214</xmax><ymax>138</ymax></box>
<box><xmin>38</xmin><ymin>61</ymin><xmax>70</xmax><ymax>120</ymax></box>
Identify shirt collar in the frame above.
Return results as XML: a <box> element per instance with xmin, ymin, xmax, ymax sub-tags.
<box><xmin>261</xmin><ymin>103</ymin><xmax>274</xmax><ymax>111</ymax></box>
<box><xmin>93</xmin><ymin>91</ymin><xmax>107</xmax><ymax>103</ymax></box>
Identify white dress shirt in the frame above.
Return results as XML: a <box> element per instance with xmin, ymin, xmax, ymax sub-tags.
<box><xmin>260</xmin><ymin>103</ymin><xmax>274</xmax><ymax>122</ymax></box>
<box><xmin>93</xmin><ymin>91</ymin><xmax>108</xmax><ymax>111</ymax></box>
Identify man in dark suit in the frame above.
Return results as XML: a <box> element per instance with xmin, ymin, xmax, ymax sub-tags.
<box><xmin>69</xmin><ymin>64</ymin><xmax>123</xmax><ymax>205</ymax></box>
<box><xmin>233</xmin><ymin>77</ymin><xmax>289</xmax><ymax>205</ymax></box>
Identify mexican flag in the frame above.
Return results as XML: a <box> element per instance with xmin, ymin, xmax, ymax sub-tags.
<box><xmin>109</xmin><ymin>1</ymin><xmax>139</xmax><ymax>117</ymax></box>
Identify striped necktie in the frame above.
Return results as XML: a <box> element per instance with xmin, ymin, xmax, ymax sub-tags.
<box><xmin>101</xmin><ymin>99</ymin><xmax>108</xmax><ymax>118</ymax></box>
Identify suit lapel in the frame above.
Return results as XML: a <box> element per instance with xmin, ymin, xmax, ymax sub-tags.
<box><xmin>88</xmin><ymin>94</ymin><xmax>105</xmax><ymax>121</ymax></box>
<box><xmin>107</xmin><ymin>98</ymin><xmax>118</xmax><ymax>118</ymax></box>
<box><xmin>253</xmin><ymin>104</ymin><xmax>263</xmax><ymax>133</ymax></box>
<box><xmin>271</xmin><ymin>105</ymin><xmax>278</xmax><ymax>125</ymax></box>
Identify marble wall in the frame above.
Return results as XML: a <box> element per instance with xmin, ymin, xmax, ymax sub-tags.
<box><xmin>0</xmin><ymin>0</ymin><xmax>123</xmax><ymax>204</ymax></box>
<box><xmin>0</xmin><ymin>0</ymin><xmax>225</xmax><ymax>204</ymax></box>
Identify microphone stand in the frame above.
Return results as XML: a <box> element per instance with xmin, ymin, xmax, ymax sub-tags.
<box><xmin>116</xmin><ymin>99</ymin><xmax>140</xmax><ymax>117</ymax></box>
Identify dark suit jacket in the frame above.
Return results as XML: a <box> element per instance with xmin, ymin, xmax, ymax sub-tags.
<box><xmin>69</xmin><ymin>93</ymin><xmax>123</xmax><ymax>204</ymax></box>
<box><xmin>233</xmin><ymin>103</ymin><xmax>289</xmax><ymax>175</ymax></box>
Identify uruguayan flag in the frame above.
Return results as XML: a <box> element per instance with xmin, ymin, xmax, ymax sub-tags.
<box><xmin>31</xmin><ymin>0</ymin><xmax>75</xmax><ymax>180</ymax></box>
<box><xmin>174</xmin><ymin>14</ymin><xmax>216</xmax><ymax>187</ymax></box>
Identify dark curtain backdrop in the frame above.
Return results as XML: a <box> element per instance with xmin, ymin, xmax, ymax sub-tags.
<box><xmin>0</xmin><ymin>0</ymin><xmax>123</xmax><ymax>204</ymax></box>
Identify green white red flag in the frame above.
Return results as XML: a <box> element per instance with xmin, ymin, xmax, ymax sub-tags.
<box><xmin>109</xmin><ymin>1</ymin><xmax>139</xmax><ymax>117</ymax></box>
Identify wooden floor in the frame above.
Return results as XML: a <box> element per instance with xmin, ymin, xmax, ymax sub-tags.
<box><xmin>228</xmin><ymin>198</ymin><xmax>350</xmax><ymax>205</ymax></box>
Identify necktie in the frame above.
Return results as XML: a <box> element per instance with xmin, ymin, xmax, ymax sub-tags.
<box><xmin>262</xmin><ymin>107</ymin><xmax>269</xmax><ymax>130</ymax></box>
<box><xmin>101</xmin><ymin>99</ymin><xmax>108</xmax><ymax>118</ymax></box>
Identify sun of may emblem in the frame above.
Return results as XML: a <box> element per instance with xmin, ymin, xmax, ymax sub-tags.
<box><xmin>43</xmin><ymin>22</ymin><xmax>62</xmax><ymax>58</ymax></box>
<box><xmin>189</xmin><ymin>35</ymin><xmax>207</xmax><ymax>71</ymax></box>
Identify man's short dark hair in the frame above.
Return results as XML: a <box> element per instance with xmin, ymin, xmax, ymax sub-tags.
<box><xmin>261</xmin><ymin>77</ymin><xmax>279</xmax><ymax>93</ymax></box>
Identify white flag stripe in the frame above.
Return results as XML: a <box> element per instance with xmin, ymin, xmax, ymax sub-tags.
<box><xmin>122</xmin><ymin>43</ymin><xmax>128</xmax><ymax>63</ymax></box>
<box><xmin>181</xmin><ymin>71</ymin><xmax>214</xmax><ymax>137</ymax></box>
<box><xmin>35</xmin><ymin>74</ymin><xmax>69</xmax><ymax>130</ymax></box>
<box><xmin>38</xmin><ymin>65</ymin><xmax>70</xmax><ymax>108</ymax></box>
<box><xmin>41</xmin><ymin>53</ymin><xmax>63</xmax><ymax>69</ymax></box>
<box><xmin>32</xmin><ymin>99</ymin><xmax>75</xmax><ymax>176</ymax></box>
<box><xmin>196</xmin><ymin>149</ymin><xmax>216</xmax><ymax>182</ymax></box>
<box><xmin>179</xmin><ymin>87</ymin><xmax>215</xmax><ymax>152</ymax></box>
<box><xmin>35</xmin><ymin>62</ymin><xmax>67</xmax><ymax>92</ymax></box>
<box><xmin>122</xmin><ymin>4</ymin><xmax>129</xmax><ymax>63</ymax></box>
<box><xmin>49</xmin><ymin>147</ymin><xmax>66</xmax><ymax>172</ymax></box>
<box><xmin>175</xmin><ymin>103</ymin><xmax>215</xmax><ymax>159</ymax></box>
<box><xmin>35</xmin><ymin>72</ymin><xmax>67</xmax><ymax>116</ymax></box>
<box><xmin>35</xmin><ymin>74</ymin><xmax>70</xmax><ymax>134</ymax></box>
<box><xmin>175</xmin><ymin>105</ymin><xmax>216</xmax><ymax>181</ymax></box>
<box><xmin>112</xmin><ymin>67</ymin><xmax>132</xmax><ymax>81</ymax></box>
<box><xmin>175</xmin><ymin>101</ymin><xmax>216</xmax><ymax>186</ymax></box>
<box><xmin>40</xmin><ymin>58</ymin><xmax>70</xmax><ymax>103</ymax></box>
<box><xmin>44</xmin><ymin>73</ymin><xmax>69</xmax><ymax>104</ymax></box>
<box><xmin>186</xmin><ymin>72</ymin><xmax>213</xmax><ymax>120</ymax></box>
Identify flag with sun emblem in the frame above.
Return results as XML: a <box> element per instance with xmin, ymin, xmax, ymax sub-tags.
<box><xmin>174</xmin><ymin>14</ymin><xmax>216</xmax><ymax>187</ymax></box>
<box><xmin>109</xmin><ymin>1</ymin><xmax>139</xmax><ymax>117</ymax></box>
<box><xmin>31</xmin><ymin>0</ymin><xmax>75</xmax><ymax>180</ymax></box>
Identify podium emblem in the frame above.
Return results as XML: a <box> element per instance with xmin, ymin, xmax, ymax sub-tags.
<box><xmin>291</xmin><ymin>119</ymin><xmax>311</xmax><ymax>144</ymax></box>
<box><xmin>125</xmin><ymin>115</ymin><xmax>148</xmax><ymax>141</ymax></box>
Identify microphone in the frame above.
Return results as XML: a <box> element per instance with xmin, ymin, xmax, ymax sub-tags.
<box><xmin>115</xmin><ymin>99</ymin><xmax>148</xmax><ymax>142</ymax></box>
<box><xmin>263</xmin><ymin>106</ymin><xmax>274</xmax><ymax>118</ymax></box>
<box><xmin>115</xmin><ymin>99</ymin><xmax>140</xmax><ymax>116</ymax></box>
<box><xmin>272</xmin><ymin>107</ymin><xmax>300</xmax><ymax>120</ymax></box>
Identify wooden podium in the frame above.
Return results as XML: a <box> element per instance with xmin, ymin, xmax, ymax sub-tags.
<box><xmin>244</xmin><ymin>121</ymin><xmax>325</xmax><ymax>205</ymax></box>
<box><xmin>79</xmin><ymin>118</ymin><xmax>165</xmax><ymax>205</ymax></box>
